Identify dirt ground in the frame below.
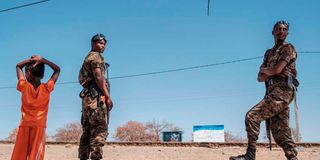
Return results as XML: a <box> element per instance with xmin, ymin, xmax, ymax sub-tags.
<box><xmin>1</xmin><ymin>144</ymin><xmax>319</xmax><ymax>160</ymax></box>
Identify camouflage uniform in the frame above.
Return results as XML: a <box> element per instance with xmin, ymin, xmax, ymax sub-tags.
<box><xmin>78</xmin><ymin>51</ymin><xmax>109</xmax><ymax>160</ymax></box>
<box><xmin>245</xmin><ymin>43</ymin><xmax>298</xmax><ymax>159</ymax></box>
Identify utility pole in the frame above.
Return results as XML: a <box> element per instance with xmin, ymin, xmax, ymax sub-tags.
<box><xmin>207</xmin><ymin>0</ymin><xmax>211</xmax><ymax>16</ymax></box>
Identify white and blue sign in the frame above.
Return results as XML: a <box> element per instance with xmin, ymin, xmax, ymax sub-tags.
<box><xmin>193</xmin><ymin>125</ymin><xmax>224</xmax><ymax>142</ymax></box>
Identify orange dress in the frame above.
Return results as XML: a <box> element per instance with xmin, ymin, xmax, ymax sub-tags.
<box><xmin>11</xmin><ymin>78</ymin><xmax>55</xmax><ymax>160</ymax></box>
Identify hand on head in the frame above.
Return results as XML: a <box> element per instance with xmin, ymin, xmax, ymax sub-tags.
<box><xmin>30</xmin><ymin>55</ymin><xmax>43</xmax><ymax>67</ymax></box>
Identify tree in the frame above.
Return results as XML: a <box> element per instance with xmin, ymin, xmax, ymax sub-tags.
<box><xmin>224</xmin><ymin>130</ymin><xmax>247</xmax><ymax>142</ymax></box>
<box><xmin>114</xmin><ymin>121</ymin><xmax>157</xmax><ymax>142</ymax></box>
<box><xmin>145</xmin><ymin>119</ymin><xmax>181</xmax><ymax>141</ymax></box>
<box><xmin>6</xmin><ymin>127</ymin><xmax>19</xmax><ymax>142</ymax></box>
<box><xmin>52</xmin><ymin>122</ymin><xmax>82</xmax><ymax>141</ymax></box>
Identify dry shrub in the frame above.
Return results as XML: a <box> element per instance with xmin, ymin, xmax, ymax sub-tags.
<box><xmin>52</xmin><ymin>122</ymin><xmax>82</xmax><ymax>141</ymax></box>
<box><xmin>114</xmin><ymin>121</ymin><xmax>158</xmax><ymax>142</ymax></box>
<box><xmin>6</xmin><ymin>127</ymin><xmax>19</xmax><ymax>142</ymax></box>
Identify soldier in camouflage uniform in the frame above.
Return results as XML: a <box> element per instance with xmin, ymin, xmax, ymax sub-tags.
<box><xmin>78</xmin><ymin>34</ymin><xmax>113</xmax><ymax>160</ymax></box>
<box><xmin>230</xmin><ymin>21</ymin><xmax>298</xmax><ymax>160</ymax></box>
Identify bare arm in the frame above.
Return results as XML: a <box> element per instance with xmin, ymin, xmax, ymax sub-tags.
<box><xmin>16</xmin><ymin>59</ymin><xmax>31</xmax><ymax>80</ymax></box>
<box><xmin>257</xmin><ymin>72</ymin><xmax>269</xmax><ymax>82</ymax></box>
<box><xmin>257</xmin><ymin>61</ymin><xmax>269</xmax><ymax>82</ymax></box>
<box><xmin>259</xmin><ymin>60</ymin><xmax>288</xmax><ymax>77</ymax></box>
<box><xmin>92</xmin><ymin>67</ymin><xmax>113</xmax><ymax>110</ymax></box>
<box><xmin>41</xmin><ymin>58</ymin><xmax>60</xmax><ymax>83</ymax></box>
<box><xmin>31</xmin><ymin>55</ymin><xmax>60</xmax><ymax>83</ymax></box>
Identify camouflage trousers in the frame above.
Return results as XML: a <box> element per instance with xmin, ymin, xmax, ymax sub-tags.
<box><xmin>245</xmin><ymin>82</ymin><xmax>297</xmax><ymax>159</ymax></box>
<box><xmin>79</xmin><ymin>95</ymin><xmax>109</xmax><ymax>160</ymax></box>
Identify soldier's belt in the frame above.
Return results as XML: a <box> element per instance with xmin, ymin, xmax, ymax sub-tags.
<box><xmin>79</xmin><ymin>82</ymin><xmax>102</xmax><ymax>98</ymax></box>
<box><xmin>268</xmin><ymin>76</ymin><xmax>299</xmax><ymax>88</ymax></box>
<box><xmin>267</xmin><ymin>76</ymin><xmax>288</xmax><ymax>85</ymax></box>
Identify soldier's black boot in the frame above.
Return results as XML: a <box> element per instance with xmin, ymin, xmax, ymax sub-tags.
<box><xmin>229</xmin><ymin>146</ymin><xmax>256</xmax><ymax>160</ymax></box>
<box><xmin>285</xmin><ymin>148</ymin><xmax>298</xmax><ymax>160</ymax></box>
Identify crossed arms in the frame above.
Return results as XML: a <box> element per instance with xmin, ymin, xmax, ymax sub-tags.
<box><xmin>257</xmin><ymin>60</ymin><xmax>288</xmax><ymax>82</ymax></box>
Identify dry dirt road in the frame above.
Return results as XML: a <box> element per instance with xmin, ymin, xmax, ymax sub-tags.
<box><xmin>1</xmin><ymin>144</ymin><xmax>319</xmax><ymax>160</ymax></box>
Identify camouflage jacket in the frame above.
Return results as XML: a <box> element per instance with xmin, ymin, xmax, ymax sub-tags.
<box><xmin>262</xmin><ymin>43</ymin><xmax>297</xmax><ymax>78</ymax></box>
<box><xmin>262</xmin><ymin>43</ymin><xmax>298</xmax><ymax>103</ymax></box>
<box><xmin>79</xmin><ymin>51</ymin><xmax>106</xmax><ymax>87</ymax></box>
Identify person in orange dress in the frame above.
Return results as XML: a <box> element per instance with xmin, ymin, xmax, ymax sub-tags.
<box><xmin>11</xmin><ymin>55</ymin><xmax>60</xmax><ymax>160</ymax></box>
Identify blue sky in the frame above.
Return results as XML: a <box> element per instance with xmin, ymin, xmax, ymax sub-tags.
<box><xmin>0</xmin><ymin>0</ymin><xmax>319</xmax><ymax>142</ymax></box>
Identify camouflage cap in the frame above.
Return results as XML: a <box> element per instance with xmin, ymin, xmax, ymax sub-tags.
<box><xmin>91</xmin><ymin>33</ymin><xmax>107</xmax><ymax>43</ymax></box>
<box><xmin>273</xmin><ymin>20</ymin><xmax>290</xmax><ymax>30</ymax></box>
